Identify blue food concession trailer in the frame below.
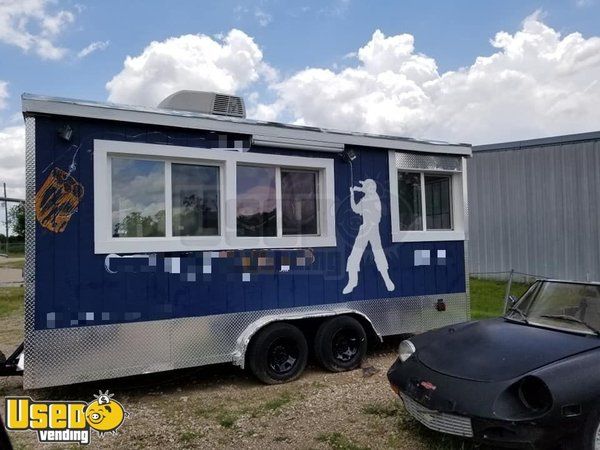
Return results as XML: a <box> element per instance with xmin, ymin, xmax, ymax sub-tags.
<box><xmin>7</xmin><ymin>91</ymin><xmax>471</xmax><ymax>388</ymax></box>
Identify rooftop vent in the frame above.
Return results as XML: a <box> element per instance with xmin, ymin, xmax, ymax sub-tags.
<box><xmin>158</xmin><ymin>90</ymin><xmax>246</xmax><ymax>118</ymax></box>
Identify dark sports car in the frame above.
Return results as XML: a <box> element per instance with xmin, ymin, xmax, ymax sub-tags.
<box><xmin>388</xmin><ymin>279</ymin><xmax>600</xmax><ymax>449</ymax></box>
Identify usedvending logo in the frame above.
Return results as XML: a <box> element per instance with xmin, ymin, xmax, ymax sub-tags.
<box><xmin>4</xmin><ymin>390</ymin><xmax>128</xmax><ymax>445</ymax></box>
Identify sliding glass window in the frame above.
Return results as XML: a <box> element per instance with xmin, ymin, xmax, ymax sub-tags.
<box><xmin>281</xmin><ymin>169</ymin><xmax>319</xmax><ymax>236</ymax></box>
<box><xmin>236</xmin><ymin>165</ymin><xmax>277</xmax><ymax>237</ymax></box>
<box><xmin>172</xmin><ymin>163</ymin><xmax>220</xmax><ymax>236</ymax></box>
<box><xmin>396</xmin><ymin>171</ymin><xmax>453</xmax><ymax>232</ymax></box>
<box><xmin>111</xmin><ymin>157</ymin><xmax>166</xmax><ymax>238</ymax></box>
<box><xmin>97</xmin><ymin>139</ymin><xmax>335</xmax><ymax>253</ymax></box>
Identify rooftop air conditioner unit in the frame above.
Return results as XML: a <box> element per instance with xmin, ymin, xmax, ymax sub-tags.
<box><xmin>158</xmin><ymin>90</ymin><xmax>246</xmax><ymax>118</ymax></box>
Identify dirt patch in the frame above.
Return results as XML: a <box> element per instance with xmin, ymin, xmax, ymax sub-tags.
<box><xmin>0</xmin><ymin>307</ymin><xmax>476</xmax><ymax>450</ymax></box>
<box><xmin>0</xmin><ymin>267</ymin><xmax>23</xmax><ymax>286</ymax></box>
<box><xmin>0</xmin><ymin>258</ymin><xmax>24</xmax><ymax>271</ymax></box>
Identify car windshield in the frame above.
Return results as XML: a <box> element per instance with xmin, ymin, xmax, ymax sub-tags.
<box><xmin>506</xmin><ymin>281</ymin><xmax>600</xmax><ymax>336</ymax></box>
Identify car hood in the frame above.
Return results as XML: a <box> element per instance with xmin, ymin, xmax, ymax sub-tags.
<box><xmin>414</xmin><ymin>318</ymin><xmax>600</xmax><ymax>382</ymax></box>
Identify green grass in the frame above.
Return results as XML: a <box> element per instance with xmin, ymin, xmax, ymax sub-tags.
<box><xmin>194</xmin><ymin>404</ymin><xmax>240</xmax><ymax>428</ymax></box>
<box><xmin>4</xmin><ymin>241</ymin><xmax>25</xmax><ymax>256</ymax></box>
<box><xmin>0</xmin><ymin>286</ymin><xmax>23</xmax><ymax>316</ymax></box>
<box><xmin>393</xmin><ymin>409</ymin><xmax>474</xmax><ymax>450</ymax></box>
<box><xmin>217</xmin><ymin>412</ymin><xmax>237</xmax><ymax>428</ymax></box>
<box><xmin>361</xmin><ymin>400</ymin><xmax>474</xmax><ymax>449</ymax></box>
<box><xmin>262</xmin><ymin>391</ymin><xmax>293</xmax><ymax>412</ymax></box>
<box><xmin>179</xmin><ymin>431</ymin><xmax>203</xmax><ymax>443</ymax></box>
<box><xmin>0</xmin><ymin>258</ymin><xmax>24</xmax><ymax>270</ymax></box>
<box><xmin>469</xmin><ymin>277</ymin><xmax>529</xmax><ymax>319</ymax></box>
<box><xmin>361</xmin><ymin>401</ymin><xmax>399</xmax><ymax>418</ymax></box>
<box><xmin>192</xmin><ymin>391</ymin><xmax>298</xmax><ymax>429</ymax></box>
<box><xmin>316</xmin><ymin>432</ymin><xmax>370</xmax><ymax>450</ymax></box>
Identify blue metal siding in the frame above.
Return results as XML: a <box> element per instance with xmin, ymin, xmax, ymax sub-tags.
<box><xmin>34</xmin><ymin>115</ymin><xmax>465</xmax><ymax>330</ymax></box>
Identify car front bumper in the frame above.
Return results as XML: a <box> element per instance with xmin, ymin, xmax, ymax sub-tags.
<box><xmin>399</xmin><ymin>392</ymin><xmax>474</xmax><ymax>438</ymax></box>
<box><xmin>388</xmin><ymin>357</ymin><xmax>580</xmax><ymax>448</ymax></box>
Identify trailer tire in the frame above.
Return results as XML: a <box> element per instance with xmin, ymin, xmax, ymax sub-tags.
<box><xmin>248</xmin><ymin>322</ymin><xmax>308</xmax><ymax>384</ymax></box>
<box><xmin>314</xmin><ymin>316</ymin><xmax>367</xmax><ymax>372</ymax></box>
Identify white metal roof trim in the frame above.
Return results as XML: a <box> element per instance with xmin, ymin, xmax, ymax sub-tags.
<box><xmin>22</xmin><ymin>93</ymin><xmax>472</xmax><ymax>156</ymax></box>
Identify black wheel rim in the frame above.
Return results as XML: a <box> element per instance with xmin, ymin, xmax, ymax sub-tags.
<box><xmin>332</xmin><ymin>329</ymin><xmax>359</xmax><ymax>362</ymax></box>
<box><xmin>267</xmin><ymin>338</ymin><xmax>299</xmax><ymax>375</ymax></box>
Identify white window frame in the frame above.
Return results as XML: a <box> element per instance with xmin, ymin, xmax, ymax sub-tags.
<box><xmin>94</xmin><ymin>140</ymin><xmax>336</xmax><ymax>254</ymax></box>
<box><xmin>388</xmin><ymin>151</ymin><xmax>466</xmax><ymax>243</ymax></box>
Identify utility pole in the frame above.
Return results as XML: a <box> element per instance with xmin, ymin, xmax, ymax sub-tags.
<box><xmin>3</xmin><ymin>183</ymin><xmax>8</xmax><ymax>256</ymax></box>
<box><xmin>0</xmin><ymin>185</ymin><xmax>25</xmax><ymax>257</ymax></box>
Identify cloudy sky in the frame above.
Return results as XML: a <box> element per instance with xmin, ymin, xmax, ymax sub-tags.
<box><xmin>2</xmin><ymin>0</ymin><xmax>600</xmax><ymax>199</ymax></box>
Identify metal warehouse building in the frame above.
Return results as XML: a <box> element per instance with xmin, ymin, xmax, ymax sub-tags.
<box><xmin>468</xmin><ymin>131</ymin><xmax>600</xmax><ymax>282</ymax></box>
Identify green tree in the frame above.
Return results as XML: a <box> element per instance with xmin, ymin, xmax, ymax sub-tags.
<box><xmin>8</xmin><ymin>202</ymin><xmax>25</xmax><ymax>238</ymax></box>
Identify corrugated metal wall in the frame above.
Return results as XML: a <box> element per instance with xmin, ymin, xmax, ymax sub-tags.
<box><xmin>468</xmin><ymin>138</ymin><xmax>600</xmax><ymax>281</ymax></box>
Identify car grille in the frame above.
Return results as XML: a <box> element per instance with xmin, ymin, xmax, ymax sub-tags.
<box><xmin>400</xmin><ymin>393</ymin><xmax>473</xmax><ymax>438</ymax></box>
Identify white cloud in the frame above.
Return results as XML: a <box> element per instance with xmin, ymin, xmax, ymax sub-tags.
<box><xmin>77</xmin><ymin>40</ymin><xmax>109</xmax><ymax>59</ymax></box>
<box><xmin>254</xmin><ymin>13</ymin><xmax>600</xmax><ymax>144</ymax></box>
<box><xmin>234</xmin><ymin>4</ymin><xmax>273</xmax><ymax>27</ymax></box>
<box><xmin>255</xmin><ymin>8</ymin><xmax>272</xmax><ymax>27</ymax></box>
<box><xmin>319</xmin><ymin>0</ymin><xmax>351</xmax><ymax>17</ymax></box>
<box><xmin>0</xmin><ymin>0</ymin><xmax>75</xmax><ymax>60</ymax></box>
<box><xmin>106</xmin><ymin>29</ymin><xmax>274</xmax><ymax>107</ymax></box>
<box><xmin>0</xmin><ymin>81</ymin><xmax>8</xmax><ymax>110</ymax></box>
<box><xmin>0</xmin><ymin>124</ymin><xmax>25</xmax><ymax>199</ymax></box>
<box><xmin>0</xmin><ymin>83</ymin><xmax>24</xmax><ymax>199</ymax></box>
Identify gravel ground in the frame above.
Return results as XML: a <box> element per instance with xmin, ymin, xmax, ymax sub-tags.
<box><xmin>0</xmin><ymin>308</ymin><xmax>478</xmax><ymax>450</ymax></box>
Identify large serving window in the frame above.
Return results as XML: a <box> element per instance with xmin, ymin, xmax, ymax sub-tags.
<box><xmin>94</xmin><ymin>140</ymin><xmax>335</xmax><ymax>253</ymax></box>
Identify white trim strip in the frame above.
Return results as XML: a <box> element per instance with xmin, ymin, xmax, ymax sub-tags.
<box><xmin>252</xmin><ymin>135</ymin><xmax>344</xmax><ymax>152</ymax></box>
<box><xmin>164</xmin><ymin>161</ymin><xmax>172</xmax><ymax>238</ymax></box>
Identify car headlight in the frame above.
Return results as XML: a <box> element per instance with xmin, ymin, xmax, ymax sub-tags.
<box><xmin>518</xmin><ymin>376</ymin><xmax>553</xmax><ymax>412</ymax></box>
<box><xmin>398</xmin><ymin>339</ymin><xmax>416</xmax><ymax>362</ymax></box>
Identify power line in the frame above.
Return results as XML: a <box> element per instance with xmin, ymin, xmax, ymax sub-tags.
<box><xmin>0</xmin><ymin>197</ymin><xmax>24</xmax><ymax>203</ymax></box>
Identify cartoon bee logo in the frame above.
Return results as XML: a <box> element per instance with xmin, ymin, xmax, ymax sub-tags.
<box><xmin>85</xmin><ymin>391</ymin><xmax>128</xmax><ymax>435</ymax></box>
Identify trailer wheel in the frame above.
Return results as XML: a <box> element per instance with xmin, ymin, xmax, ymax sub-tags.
<box><xmin>314</xmin><ymin>316</ymin><xmax>367</xmax><ymax>372</ymax></box>
<box><xmin>248</xmin><ymin>322</ymin><xmax>308</xmax><ymax>384</ymax></box>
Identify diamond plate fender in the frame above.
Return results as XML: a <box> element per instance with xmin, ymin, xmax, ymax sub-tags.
<box><xmin>232</xmin><ymin>308</ymin><xmax>382</xmax><ymax>368</ymax></box>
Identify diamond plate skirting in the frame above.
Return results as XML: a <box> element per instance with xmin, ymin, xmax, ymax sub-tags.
<box><xmin>24</xmin><ymin>117</ymin><xmax>36</xmax><ymax>361</ymax></box>
<box><xmin>394</xmin><ymin>152</ymin><xmax>462</xmax><ymax>172</ymax></box>
<box><xmin>24</xmin><ymin>292</ymin><xmax>468</xmax><ymax>389</ymax></box>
